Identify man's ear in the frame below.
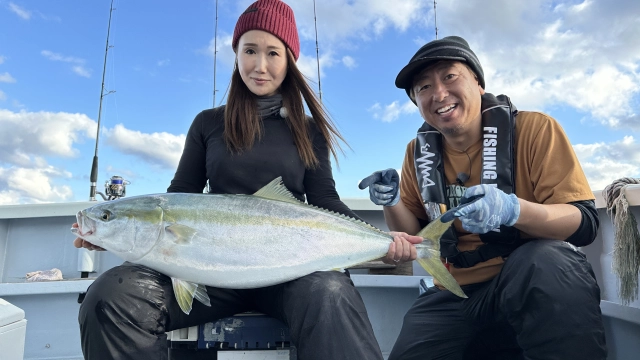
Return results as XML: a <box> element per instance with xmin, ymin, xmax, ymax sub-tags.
<box><xmin>479</xmin><ymin>84</ymin><xmax>485</xmax><ymax>95</ymax></box>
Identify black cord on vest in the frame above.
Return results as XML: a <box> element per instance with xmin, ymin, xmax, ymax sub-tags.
<box><xmin>456</xmin><ymin>150</ymin><xmax>472</xmax><ymax>186</ymax></box>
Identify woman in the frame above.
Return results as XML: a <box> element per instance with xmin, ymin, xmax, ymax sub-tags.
<box><xmin>75</xmin><ymin>1</ymin><xmax>420</xmax><ymax>359</ymax></box>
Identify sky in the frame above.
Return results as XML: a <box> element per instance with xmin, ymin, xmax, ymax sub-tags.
<box><xmin>0</xmin><ymin>0</ymin><xmax>639</xmax><ymax>205</ymax></box>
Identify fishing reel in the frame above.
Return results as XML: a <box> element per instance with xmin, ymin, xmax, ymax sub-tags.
<box><xmin>96</xmin><ymin>175</ymin><xmax>130</xmax><ymax>201</ymax></box>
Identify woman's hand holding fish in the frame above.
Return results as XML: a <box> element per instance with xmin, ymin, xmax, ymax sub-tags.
<box><xmin>72</xmin><ymin>223</ymin><xmax>106</xmax><ymax>251</ymax></box>
<box><xmin>383</xmin><ymin>232</ymin><xmax>423</xmax><ymax>264</ymax></box>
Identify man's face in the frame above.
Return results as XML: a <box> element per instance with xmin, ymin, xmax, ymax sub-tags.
<box><xmin>411</xmin><ymin>61</ymin><xmax>485</xmax><ymax>137</ymax></box>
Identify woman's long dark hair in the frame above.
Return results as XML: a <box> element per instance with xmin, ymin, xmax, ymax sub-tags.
<box><xmin>224</xmin><ymin>49</ymin><xmax>346</xmax><ymax>168</ymax></box>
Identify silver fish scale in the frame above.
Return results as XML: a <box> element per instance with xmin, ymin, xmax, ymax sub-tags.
<box><xmin>128</xmin><ymin>193</ymin><xmax>392</xmax><ymax>289</ymax></box>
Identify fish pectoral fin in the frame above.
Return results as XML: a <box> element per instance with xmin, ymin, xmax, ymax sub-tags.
<box><xmin>171</xmin><ymin>278</ymin><xmax>211</xmax><ymax>315</ymax></box>
<box><xmin>165</xmin><ymin>224</ymin><xmax>198</xmax><ymax>244</ymax></box>
<box><xmin>252</xmin><ymin>177</ymin><xmax>301</xmax><ymax>205</ymax></box>
<box><xmin>416</xmin><ymin>247</ymin><xmax>467</xmax><ymax>299</ymax></box>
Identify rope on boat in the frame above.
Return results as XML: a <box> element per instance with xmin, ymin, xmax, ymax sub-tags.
<box><xmin>602</xmin><ymin>177</ymin><xmax>640</xmax><ymax>305</ymax></box>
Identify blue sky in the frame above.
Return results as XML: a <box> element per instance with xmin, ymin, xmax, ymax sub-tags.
<box><xmin>1</xmin><ymin>0</ymin><xmax>639</xmax><ymax>204</ymax></box>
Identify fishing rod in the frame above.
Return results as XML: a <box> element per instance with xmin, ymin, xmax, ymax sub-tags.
<box><xmin>434</xmin><ymin>0</ymin><xmax>438</xmax><ymax>39</ymax></box>
<box><xmin>89</xmin><ymin>0</ymin><xmax>116</xmax><ymax>201</ymax></box>
<box><xmin>313</xmin><ymin>0</ymin><xmax>322</xmax><ymax>101</ymax></box>
<box><xmin>213</xmin><ymin>0</ymin><xmax>219</xmax><ymax>107</ymax></box>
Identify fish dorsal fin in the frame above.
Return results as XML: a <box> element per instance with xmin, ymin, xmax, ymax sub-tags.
<box><xmin>253</xmin><ymin>177</ymin><xmax>301</xmax><ymax>205</ymax></box>
<box><xmin>171</xmin><ymin>278</ymin><xmax>211</xmax><ymax>315</ymax></box>
<box><xmin>305</xmin><ymin>203</ymin><xmax>389</xmax><ymax>236</ymax></box>
<box><xmin>255</xmin><ymin>177</ymin><xmax>389</xmax><ymax>236</ymax></box>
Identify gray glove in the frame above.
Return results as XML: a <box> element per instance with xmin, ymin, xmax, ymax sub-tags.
<box><xmin>359</xmin><ymin>169</ymin><xmax>400</xmax><ymax>206</ymax></box>
<box><xmin>454</xmin><ymin>184</ymin><xmax>520</xmax><ymax>233</ymax></box>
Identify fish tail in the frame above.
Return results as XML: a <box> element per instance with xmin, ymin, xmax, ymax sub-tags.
<box><xmin>415</xmin><ymin>252</ymin><xmax>467</xmax><ymax>298</ymax></box>
<box><xmin>415</xmin><ymin>219</ymin><xmax>467</xmax><ymax>298</ymax></box>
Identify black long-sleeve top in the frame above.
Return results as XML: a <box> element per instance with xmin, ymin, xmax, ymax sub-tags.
<box><xmin>167</xmin><ymin>106</ymin><xmax>358</xmax><ymax>219</ymax></box>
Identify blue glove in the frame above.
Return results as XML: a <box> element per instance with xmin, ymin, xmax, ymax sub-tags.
<box><xmin>358</xmin><ymin>169</ymin><xmax>400</xmax><ymax>206</ymax></box>
<box><xmin>453</xmin><ymin>184</ymin><xmax>520</xmax><ymax>234</ymax></box>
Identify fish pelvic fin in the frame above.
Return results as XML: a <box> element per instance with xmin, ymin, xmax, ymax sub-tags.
<box><xmin>171</xmin><ymin>278</ymin><xmax>211</xmax><ymax>315</ymax></box>
<box><xmin>415</xmin><ymin>217</ymin><xmax>467</xmax><ymax>298</ymax></box>
<box><xmin>253</xmin><ymin>177</ymin><xmax>301</xmax><ymax>205</ymax></box>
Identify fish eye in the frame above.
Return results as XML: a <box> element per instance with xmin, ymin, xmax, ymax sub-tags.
<box><xmin>101</xmin><ymin>210</ymin><xmax>112</xmax><ymax>221</ymax></box>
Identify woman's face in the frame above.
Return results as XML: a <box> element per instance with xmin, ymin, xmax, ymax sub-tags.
<box><xmin>236</xmin><ymin>30</ymin><xmax>288</xmax><ymax>97</ymax></box>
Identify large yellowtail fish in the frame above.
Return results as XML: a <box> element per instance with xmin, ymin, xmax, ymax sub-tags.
<box><xmin>72</xmin><ymin>177</ymin><xmax>466</xmax><ymax>314</ymax></box>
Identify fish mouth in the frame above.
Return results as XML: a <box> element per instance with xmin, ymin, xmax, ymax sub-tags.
<box><xmin>74</xmin><ymin>211</ymin><xmax>95</xmax><ymax>239</ymax></box>
<box><xmin>72</xmin><ymin>228</ymin><xmax>94</xmax><ymax>238</ymax></box>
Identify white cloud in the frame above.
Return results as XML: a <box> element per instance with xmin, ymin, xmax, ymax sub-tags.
<box><xmin>0</xmin><ymin>189</ymin><xmax>20</xmax><ymax>205</ymax></box>
<box><xmin>564</xmin><ymin>0</ymin><xmax>593</xmax><ymax>13</ymax></box>
<box><xmin>207</xmin><ymin>34</ymin><xmax>235</xmax><ymax>69</ymax></box>
<box><xmin>0</xmin><ymin>104</ymin><xmax>79</xmax><ymax>203</ymax></box>
<box><xmin>8</xmin><ymin>2</ymin><xmax>30</xmax><ymax>20</ymax></box>
<box><xmin>157</xmin><ymin>59</ymin><xmax>170</xmax><ymax>67</ymax></box>
<box><xmin>296</xmin><ymin>51</ymin><xmax>337</xmax><ymax>84</ymax></box>
<box><xmin>41</xmin><ymin>50</ymin><xmax>92</xmax><ymax>78</ymax></box>
<box><xmin>72</xmin><ymin>66</ymin><xmax>91</xmax><ymax>78</ymax></box>
<box><xmin>35</xmin><ymin>11</ymin><xmax>61</xmax><ymax>22</ymax></box>
<box><xmin>0</xmin><ymin>109</ymin><xmax>96</xmax><ymax>166</ymax></box>
<box><xmin>0</xmin><ymin>56</ymin><xmax>5</xmax><ymax>64</ymax></box>
<box><xmin>413</xmin><ymin>37</ymin><xmax>428</xmax><ymax>47</ymax></box>
<box><xmin>432</xmin><ymin>0</ymin><xmax>640</xmax><ymax>131</ymax></box>
<box><xmin>342</xmin><ymin>56</ymin><xmax>357</xmax><ymax>69</ymax></box>
<box><xmin>0</xmin><ymin>90</ymin><xmax>6</xmax><ymax>101</ymax></box>
<box><xmin>574</xmin><ymin>136</ymin><xmax>640</xmax><ymax>191</ymax></box>
<box><xmin>0</xmin><ymin>72</ymin><xmax>16</xmax><ymax>83</ymax></box>
<box><xmin>103</xmin><ymin>124</ymin><xmax>185</xmax><ymax>169</ymax></box>
<box><xmin>288</xmin><ymin>0</ymin><xmax>430</xmax><ymax>43</ymax></box>
<box><xmin>41</xmin><ymin>50</ymin><xmax>84</xmax><ymax>63</ymax></box>
<box><xmin>369</xmin><ymin>100</ymin><xmax>418</xmax><ymax>122</ymax></box>
<box><xmin>0</xmin><ymin>165</ymin><xmax>73</xmax><ymax>204</ymax></box>
<box><xmin>0</xmin><ymin>110</ymin><xmax>187</xmax><ymax>204</ymax></box>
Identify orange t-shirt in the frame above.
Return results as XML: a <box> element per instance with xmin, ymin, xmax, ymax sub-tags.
<box><xmin>400</xmin><ymin>111</ymin><xmax>594</xmax><ymax>286</ymax></box>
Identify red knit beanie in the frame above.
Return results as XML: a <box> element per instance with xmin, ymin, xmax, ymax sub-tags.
<box><xmin>232</xmin><ymin>0</ymin><xmax>300</xmax><ymax>60</ymax></box>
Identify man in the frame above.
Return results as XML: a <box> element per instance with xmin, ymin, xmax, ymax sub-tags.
<box><xmin>359</xmin><ymin>36</ymin><xmax>607</xmax><ymax>359</ymax></box>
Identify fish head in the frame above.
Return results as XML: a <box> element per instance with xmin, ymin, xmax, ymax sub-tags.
<box><xmin>73</xmin><ymin>195</ymin><xmax>165</xmax><ymax>261</ymax></box>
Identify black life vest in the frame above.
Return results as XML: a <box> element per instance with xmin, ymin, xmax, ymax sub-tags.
<box><xmin>413</xmin><ymin>93</ymin><xmax>525</xmax><ymax>268</ymax></box>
